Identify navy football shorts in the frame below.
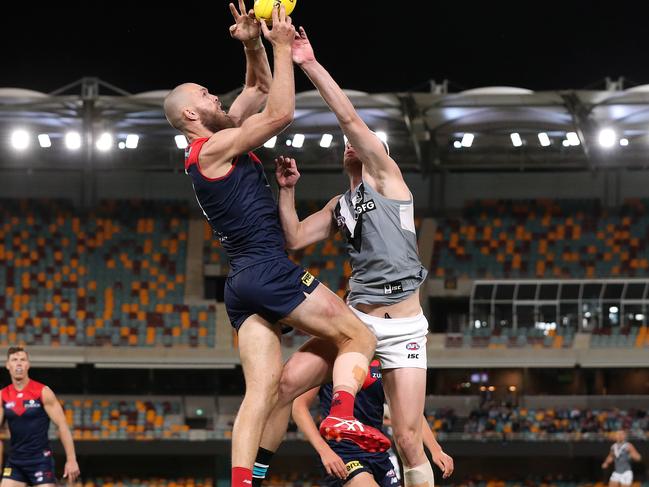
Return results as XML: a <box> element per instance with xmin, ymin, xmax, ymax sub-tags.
<box><xmin>225</xmin><ymin>257</ymin><xmax>319</xmax><ymax>331</ymax></box>
<box><xmin>323</xmin><ymin>449</ymin><xmax>401</xmax><ymax>487</ymax></box>
<box><xmin>3</xmin><ymin>456</ymin><xmax>56</xmax><ymax>485</ymax></box>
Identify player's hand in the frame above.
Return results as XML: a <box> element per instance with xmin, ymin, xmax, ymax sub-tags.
<box><xmin>319</xmin><ymin>448</ymin><xmax>348</xmax><ymax>479</ymax></box>
<box><xmin>292</xmin><ymin>27</ymin><xmax>315</xmax><ymax>66</ymax></box>
<box><xmin>432</xmin><ymin>449</ymin><xmax>454</xmax><ymax>479</ymax></box>
<box><xmin>229</xmin><ymin>0</ymin><xmax>261</xmax><ymax>42</ymax></box>
<box><xmin>275</xmin><ymin>156</ymin><xmax>301</xmax><ymax>188</ymax></box>
<box><xmin>260</xmin><ymin>4</ymin><xmax>295</xmax><ymax>47</ymax></box>
<box><xmin>63</xmin><ymin>459</ymin><xmax>80</xmax><ymax>483</ymax></box>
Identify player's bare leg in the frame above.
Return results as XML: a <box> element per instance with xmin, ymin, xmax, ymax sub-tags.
<box><xmin>383</xmin><ymin>367</ymin><xmax>434</xmax><ymax>487</ymax></box>
<box><xmin>260</xmin><ymin>283</ymin><xmax>389</xmax><ymax>453</ymax></box>
<box><xmin>231</xmin><ymin>314</ymin><xmax>283</xmax><ymax>484</ymax></box>
<box><xmin>347</xmin><ymin>472</ymin><xmax>380</xmax><ymax>487</ymax></box>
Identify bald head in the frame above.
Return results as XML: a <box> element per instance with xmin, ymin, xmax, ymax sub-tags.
<box><xmin>164</xmin><ymin>83</ymin><xmax>199</xmax><ymax>132</ymax></box>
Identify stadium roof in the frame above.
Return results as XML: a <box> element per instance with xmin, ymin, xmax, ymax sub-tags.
<box><xmin>3</xmin><ymin>78</ymin><xmax>649</xmax><ymax>172</ymax></box>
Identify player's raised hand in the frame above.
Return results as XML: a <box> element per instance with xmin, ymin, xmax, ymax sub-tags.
<box><xmin>260</xmin><ymin>4</ymin><xmax>295</xmax><ymax>47</ymax></box>
<box><xmin>292</xmin><ymin>27</ymin><xmax>315</xmax><ymax>66</ymax></box>
<box><xmin>275</xmin><ymin>156</ymin><xmax>301</xmax><ymax>188</ymax></box>
<box><xmin>229</xmin><ymin>0</ymin><xmax>261</xmax><ymax>42</ymax></box>
<box><xmin>63</xmin><ymin>458</ymin><xmax>81</xmax><ymax>484</ymax></box>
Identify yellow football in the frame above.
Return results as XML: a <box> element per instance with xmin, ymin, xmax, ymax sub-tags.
<box><xmin>254</xmin><ymin>0</ymin><xmax>297</xmax><ymax>24</ymax></box>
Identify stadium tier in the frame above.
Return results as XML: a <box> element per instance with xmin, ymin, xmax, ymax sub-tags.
<box><xmin>433</xmin><ymin>199</ymin><xmax>649</xmax><ymax>279</ymax></box>
<box><xmin>0</xmin><ymin>200</ymin><xmax>215</xmax><ymax>348</ymax></box>
<box><xmin>446</xmin><ymin>326</ymin><xmax>575</xmax><ymax>349</ymax></box>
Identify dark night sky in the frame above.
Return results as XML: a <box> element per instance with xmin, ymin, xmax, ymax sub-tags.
<box><xmin>2</xmin><ymin>1</ymin><xmax>647</xmax><ymax>95</ymax></box>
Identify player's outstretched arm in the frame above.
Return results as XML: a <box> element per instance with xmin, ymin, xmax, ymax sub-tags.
<box><xmin>421</xmin><ymin>415</ymin><xmax>454</xmax><ymax>479</ymax></box>
<box><xmin>275</xmin><ymin>156</ymin><xmax>338</xmax><ymax>250</ymax></box>
<box><xmin>602</xmin><ymin>450</ymin><xmax>614</xmax><ymax>469</ymax></box>
<box><xmin>42</xmin><ymin>387</ymin><xmax>80</xmax><ymax>483</ymax></box>
<box><xmin>199</xmin><ymin>5</ymin><xmax>296</xmax><ymax>170</ymax></box>
<box><xmin>292</xmin><ymin>387</ymin><xmax>348</xmax><ymax>480</ymax></box>
<box><xmin>629</xmin><ymin>443</ymin><xmax>642</xmax><ymax>462</ymax></box>
<box><xmin>292</xmin><ymin>27</ymin><xmax>408</xmax><ymax>197</ymax></box>
<box><xmin>227</xmin><ymin>0</ymin><xmax>272</xmax><ymax>126</ymax></box>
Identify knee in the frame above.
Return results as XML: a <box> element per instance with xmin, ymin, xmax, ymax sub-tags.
<box><xmin>245</xmin><ymin>375</ymin><xmax>280</xmax><ymax>410</ymax></box>
<box><xmin>393</xmin><ymin>426</ymin><xmax>422</xmax><ymax>459</ymax></box>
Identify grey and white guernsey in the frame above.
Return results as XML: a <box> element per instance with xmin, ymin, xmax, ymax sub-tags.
<box><xmin>334</xmin><ymin>180</ymin><xmax>427</xmax><ymax>306</ymax></box>
<box><xmin>613</xmin><ymin>442</ymin><xmax>632</xmax><ymax>473</ymax></box>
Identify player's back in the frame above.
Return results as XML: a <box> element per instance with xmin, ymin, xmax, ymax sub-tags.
<box><xmin>185</xmin><ymin>138</ymin><xmax>287</xmax><ymax>274</ymax></box>
<box><xmin>1</xmin><ymin>380</ymin><xmax>52</xmax><ymax>462</ymax></box>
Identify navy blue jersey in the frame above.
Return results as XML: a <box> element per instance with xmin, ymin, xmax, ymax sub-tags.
<box><xmin>1</xmin><ymin>380</ymin><xmax>52</xmax><ymax>463</ymax></box>
<box><xmin>319</xmin><ymin>360</ymin><xmax>384</xmax><ymax>455</ymax></box>
<box><xmin>185</xmin><ymin>138</ymin><xmax>287</xmax><ymax>275</ymax></box>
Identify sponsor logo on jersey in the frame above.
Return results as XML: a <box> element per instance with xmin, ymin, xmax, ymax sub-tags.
<box><xmin>406</xmin><ymin>342</ymin><xmax>420</xmax><ymax>351</ymax></box>
<box><xmin>354</xmin><ymin>199</ymin><xmax>376</xmax><ymax>217</ymax></box>
<box><xmin>5</xmin><ymin>401</ymin><xmax>15</xmax><ymax>409</ymax></box>
<box><xmin>43</xmin><ymin>450</ymin><xmax>52</xmax><ymax>457</ymax></box>
<box><xmin>300</xmin><ymin>271</ymin><xmax>315</xmax><ymax>287</ymax></box>
<box><xmin>345</xmin><ymin>460</ymin><xmax>363</xmax><ymax>474</ymax></box>
<box><xmin>383</xmin><ymin>282</ymin><xmax>404</xmax><ymax>295</ymax></box>
<box><xmin>24</xmin><ymin>399</ymin><xmax>41</xmax><ymax>409</ymax></box>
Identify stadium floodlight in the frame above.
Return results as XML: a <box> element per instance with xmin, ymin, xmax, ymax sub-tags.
<box><xmin>562</xmin><ymin>139</ymin><xmax>570</xmax><ymax>147</ymax></box>
<box><xmin>635</xmin><ymin>314</ymin><xmax>645</xmax><ymax>321</ymax></box>
<box><xmin>292</xmin><ymin>134</ymin><xmax>305</xmax><ymax>148</ymax></box>
<box><xmin>609</xmin><ymin>306</ymin><xmax>619</xmax><ymax>314</ymax></box>
<box><xmin>598</xmin><ymin>128</ymin><xmax>616</xmax><ymax>148</ymax></box>
<box><xmin>538</xmin><ymin>132</ymin><xmax>551</xmax><ymax>147</ymax></box>
<box><xmin>619</xmin><ymin>138</ymin><xmax>629</xmax><ymax>147</ymax></box>
<box><xmin>319</xmin><ymin>134</ymin><xmax>333</xmax><ymax>148</ymax></box>
<box><xmin>508</xmin><ymin>385</ymin><xmax>517</xmax><ymax>392</ymax></box>
<box><xmin>38</xmin><ymin>134</ymin><xmax>51</xmax><ymax>148</ymax></box>
<box><xmin>174</xmin><ymin>135</ymin><xmax>188</xmax><ymax>149</ymax></box>
<box><xmin>118</xmin><ymin>142</ymin><xmax>126</xmax><ymax>150</ymax></box>
<box><xmin>263</xmin><ymin>136</ymin><xmax>277</xmax><ymax>148</ymax></box>
<box><xmin>488</xmin><ymin>386</ymin><xmax>495</xmax><ymax>392</ymax></box>
<box><xmin>453</xmin><ymin>141</ymin><xmax>462</xmax><ymax>149</ymax></box>
<box><xmin>375</xmin><ymin>131</ymin><xmax>388</xmax><ymax>143</ymax></box>
<box><xmin>461</xmin><ymin>133</ymin><xmax>474</xmax><ymax>148</ymax></box>
<box><xmin>10</xmin><ymin>130</ymin><xmax>30</xmax><ymax>150</ymax></box>
<box><xmin>95</xmin><ymin>132</ymin><xmax>113</xmax><ymax>152</ymax></box>
<box><xmin>65</xmin><ymin>132</ymin><xmax>82</xmax><ymax>150</ymax></box>
<box><xmin>285</xmin><ymin>139</ymin><xmax>292</xmax><ymax>146</ymax></box>
<box><xmin>125</xmin><ymin>134</ymin><xmax>139</xmax><ymax>149</ymax></box>
<box><xmin>566</xmin><ymin>132</ymin><xmax>580</xmax><ymax>146</ymax></box>
<box><xmin>510</xmin><ymin>132</ymin><xmax>523</xmax><ymax>147</ymax></box>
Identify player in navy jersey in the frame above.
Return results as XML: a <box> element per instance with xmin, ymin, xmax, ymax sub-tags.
<box><xmin>0</xmin><ymin>347</ymin><xmax>79</xmax><ymax>487</ymax></box>
<box><xmin>287</xmin><ymin>361</ymin><xmax>454</xmax><ymax>487</ymax></box>
<box><xmin>163</xmin><ymin>4</ymin><xmax>386</xmax><ymax>486</ymax></box>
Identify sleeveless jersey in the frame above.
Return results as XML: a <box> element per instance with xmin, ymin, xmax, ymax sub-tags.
<box><xmin>333</xmin><ymin>180</ymin><xmax>427</xmax><ymax>306</ymax></box>
<box><xmin>318</xmin><ymin>360</ymin><xmax>384</xmax><ymax>454</ymax></box>
<box><xmin>612</xmin><ymin>442</ymin><xmax>632</xmax><ymax>473</ymax></box>
<box><xmin>1</xmin><ymin>380</ymin><xmax>52</xmax><ymax>462</ymax></box>
<box><xmin>185</xmin><ymin>137</ymin><xmax>287</xmax><ymax>275</ymax></box>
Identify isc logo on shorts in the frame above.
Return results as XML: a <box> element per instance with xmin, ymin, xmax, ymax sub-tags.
<box><xmin>345</xmin><ymin>460</ymin><xmax>363</xmax><ymax>473</ymax></box>
<box><xmin>301</xmin><ymin>271</ymin><xmax>315</xmax><ymax>287</ymax></box>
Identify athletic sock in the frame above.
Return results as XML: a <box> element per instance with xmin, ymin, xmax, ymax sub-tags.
<box><xmin>252</xmin><ymin>447</ymin><xmax>275</xmax><ymax>486</ymax></box>
<box><xmin>329</xmin><ymin>390</ymin><xmax>355</xmax><ymax>418</ymax></box>
<box><xmin>232</xmin><ymin>466</ymin><xmax>252</xmax><ymax>487</ymax></box>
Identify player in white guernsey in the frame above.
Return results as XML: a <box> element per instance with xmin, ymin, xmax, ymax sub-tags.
<box><xmin>258</xmin><ymin>26</ymin><xmax>439</xmax><ymax>487</ymax></box>
<box><xmin>602</xmin><ymin>430</ymin><xmax>641</xmax><ymax>487</ymax></box>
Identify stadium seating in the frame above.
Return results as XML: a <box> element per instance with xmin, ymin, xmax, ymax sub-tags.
<box><xmin>0</xmin><ymin>200</ymin><xmax>215</xmax><ymax>347</ymax></box>
<box><xmin>590</xmin><ymin>326</ymin><xmax>649</xmax><ymax>348</ymax></box>
<box><xmin>446</xmin><ymin>326</ymin><xmax>575</xmax><ymax>349</ymax></box>
<box><xmin>433</xmin><ymin>198</ymin><xmax>649</xmax><ymax>278</ymax></box>
<box><xmin>73</xmin><ymin>479</ymin><xmax>213</xmax><ymax>487</ymax></box>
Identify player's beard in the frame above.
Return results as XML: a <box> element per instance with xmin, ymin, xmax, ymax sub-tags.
<box><xmin>198</xmin><ymin>106</ymin><xmax>235</xmax><ymax>133</ymax></box>
<box><xmin>343</xmin><ymin>155</ymin><xmax>362</xmax><ymax>175</ymax></box>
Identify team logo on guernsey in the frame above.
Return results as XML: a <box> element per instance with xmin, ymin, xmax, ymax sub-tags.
<box><xmin>406</xmin><ymin>342</ymin><xmax>420</xmax><ymax>351</ymax></box>
<box><xmin>5</xmin><ymin>401</ymin><xmax>15</xmax><ymax>409</ymax></box>
<box><xmin>345</xmin><ymin>460</ymin><xmax>363</xmax><ymax>474</ymax></box>
<box><xmin>300</xmin><ymin>271</ymin><xmax>315</xmax><ymax>287</ymax></box>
